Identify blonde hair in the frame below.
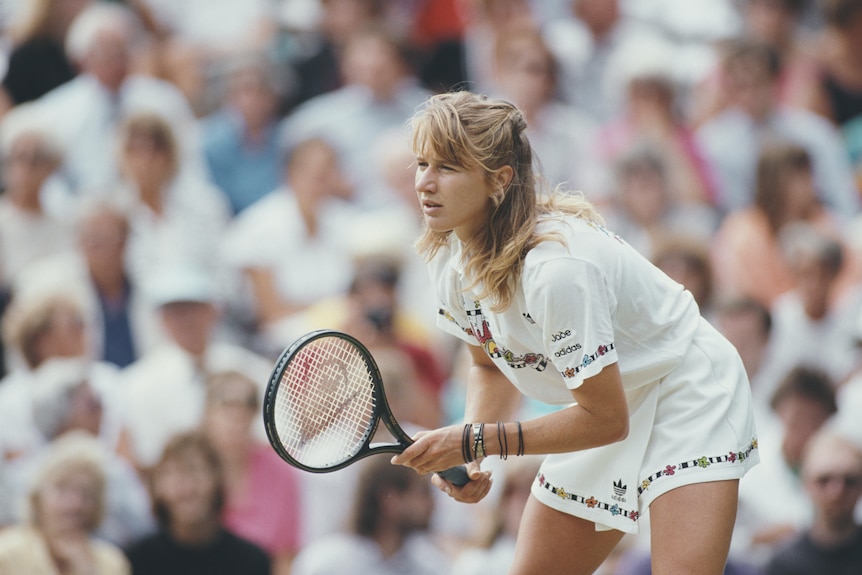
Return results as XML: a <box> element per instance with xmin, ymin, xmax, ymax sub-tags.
<box><xmin>409</xmin><ymin>91</ymin><xmax>602</xmax><ymax>311</ymax></box>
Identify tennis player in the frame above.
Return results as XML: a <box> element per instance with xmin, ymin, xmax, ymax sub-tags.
<box><xmin>391</xmin><ymin>91</ymin><xmax>759</xmax><ymax>574</ymax></box>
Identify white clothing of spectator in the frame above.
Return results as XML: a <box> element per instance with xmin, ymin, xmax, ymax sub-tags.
<box><xmin>118</xmin><ymin>267</ymin><xmax>272</xmax><ymax>468</ymax></box>
<box><xmin>32</xmin><ymin>3</ymin><xmax>204</xmax><ymax>198</ymax></box>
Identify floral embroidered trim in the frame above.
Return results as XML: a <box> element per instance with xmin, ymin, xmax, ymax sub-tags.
<box><xmin>637</xmin><ymin>437</ymin><xmax>759</xmax><ymax>495</ymax></box>
<box><xmin>535</xmin><ymin>473</ymin><xmax>640</xmax><ymax>523</ymax></box>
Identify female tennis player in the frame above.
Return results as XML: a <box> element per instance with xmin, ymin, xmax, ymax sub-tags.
<box><xmin>391</xmin><ymin>91</ymin><xmax>759</xmax><ymax>575</ymax></box>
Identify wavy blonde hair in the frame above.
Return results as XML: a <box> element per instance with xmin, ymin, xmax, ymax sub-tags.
<box><xmin>410</xmin><ymin>91</ymin><xmax>602</xmax><ymax>312</ymax></box>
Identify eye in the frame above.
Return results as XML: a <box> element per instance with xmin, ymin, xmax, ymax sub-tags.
<box><xmin>416</xmin><ymin>160</ymin><xmax>428</xmax><ymax>169</ymax></box>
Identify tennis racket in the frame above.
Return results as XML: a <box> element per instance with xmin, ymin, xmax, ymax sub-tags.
<box><xmin>263</xmin><ymin>329</ymin><xmax>470</xmax><ymax>486</ymax></box>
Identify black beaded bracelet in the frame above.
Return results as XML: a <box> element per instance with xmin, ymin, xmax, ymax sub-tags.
<box><xmin>516</xmin><ymin>420</ymin><xmax>524</xmax><ymax>456</ymax></box>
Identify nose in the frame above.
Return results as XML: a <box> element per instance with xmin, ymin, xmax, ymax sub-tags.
<box><xmin>415</xmin><ymin>166</ymin><xmax>435</xmax><ymax>194</ymax></box>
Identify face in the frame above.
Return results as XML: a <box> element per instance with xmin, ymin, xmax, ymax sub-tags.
<box><xmin>4</xmin><ymin>134</ymin><xmax>58</xmax><ymax>197</ymax></box>
<box><xmin>153</xmin><ymin>451</ymin><xmax>219</xmax><ymax>528</ymax></box>
<box><xmin>803</xmin><ymin>442</ymin><xmax>862</xmax><ymax>524</ymax></box>
<box><xmin>38</xmin><ymin>467</ymin><xmax>100</xmax><ymax>535</ymax></box>
<box><xmin>415</xmin><ymin>154</ymin><xmax>504</xmax><ymax>241</ymax></box>
<box><xmin>497</xmin><ymin>41</ymin><xmax>554</xmax><ymax>110</ymax></box>
<box><xmin>35</xmin><ymin>306</ymin><xmax>88</xmax><ymax>366</ymax></box>
<box><xmin>204</xmin><ymin>377</ymin><xmax>258</xmax><ymax>448</ymax></box>
<box><xmin>774</xmin><ymin>395</ymin><xmax>834</xmax><ymax>469</ymax></box>
<box><xmin>618</xmin><ymin>167</ymin><xmax>667</xmax><ymax>225</ymax></box>
<box><xmin>159</xmin><ymin>301</ymin><xmax>217</xmax><ymax>356</ymax></box>
<box><xmin>78</xmin><ymin>210</ymin><xmax>127</xmax><ymax>278</ymax></box>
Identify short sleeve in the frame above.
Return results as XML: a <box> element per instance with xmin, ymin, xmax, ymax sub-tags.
<box><xmin>524</xmin><ymin>257</ymin><xmax>618</xmax><ymax>389</ymax></box>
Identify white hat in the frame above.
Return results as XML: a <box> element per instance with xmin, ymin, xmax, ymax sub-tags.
<box><xmin>145</xmin><ymin>266</ymin><xmax>218</xmax><ymax>307</ymax></box>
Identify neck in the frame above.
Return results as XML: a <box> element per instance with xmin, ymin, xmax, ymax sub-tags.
<box><xmin>9</xmin><ymin>189</ymin><xmax>43</xmax><ymax>213</ymax></box>
<box><xmin>170</xmin><ymin>519</ymin><xmax>220</xmax><ymax>547</ymax></box>
<box><xmin>808</xmin><ymin>518</ymin><xmax>858</xmax><ymax>548</ymax></box>
<box><xmin>374</xmin><ymin>526</ymin><xmax>406</xmax><ymax>559</ymax></box>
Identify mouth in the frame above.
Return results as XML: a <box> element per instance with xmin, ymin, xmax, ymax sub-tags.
<box><xmin>421</xmin><ymin>198</ymin><xmax>442</xmax><ymax>214</ymax></box>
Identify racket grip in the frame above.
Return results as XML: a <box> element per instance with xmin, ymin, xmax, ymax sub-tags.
<box><xmin>437</xmin><ymin>465</ymin><xmax>470</xmax><ymax>486</ymax></box>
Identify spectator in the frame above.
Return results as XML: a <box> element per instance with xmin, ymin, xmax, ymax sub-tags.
<box><xmin>0</xmin><ymin>432</ymin><xmax>131</xmax><ymax>575</ymax></box>
<box><xmin>221</xmin><ymin>137</ymin><xmax>358</xmax><ymax>355</ymax></box>
<box><xmin>0</xmin><ymin>104</ymin><xmax>74</xmax><ymax>291</ymax></box>
<box><xmin>764</xmin><ymin>427</ymin><xmax>862</xmax><ymax>575</ymax></box>
<box><xmin>651</xmin><ymin>236</ymin><xmax>716</xmax><ymax>318</ymax></box>
<box><xmin>200</xmin><ymin>53</ymin><xmax>285</xmax><ymax>215</ymax></box>
<box><xmin>125</xmin><ymin>432</ymin><xmax>271</xmax><ymax>575</ymax></box>
<box><xmin>118</xmin><ymin>266</ymin><xmax>271</xmax><ymax>469</ymax></box>
<box><xmin>736</xmin><ymin>366</ymin><xmax>838</xmax><ymax>567</ymax></box>
<box><xmin>601</xmin><ymin>144</ymin><xmax>717</xmax><ymax>261</ymax></box>
<box><xmin>291</xmin><ymin>455</ymin><xmax>450</xmax><ymax>575</ymax></box>
<box><xmin>710</xmin><ymin>141</ymin><xmax>852</xmax><ymax>309</ymax></box>
<box><xmin>201</xmin><ymin>370</ymin><xmax>302</xmax><ymax>575</ymax></box>
<box><xmin>0</xmin><ymin>0</ymin><xmax>90</xmax><ymax>115</ymax></box>
<box><xmin>115</xmin><ymin>111</ymin><xmax>231</xmax><ymax>286</ymax></box>
<box><xmin>32</xmin><ymin>2</ymin><xmax>203</xmax><ymax>193</ymax></box>
<box><xmin>1</xmin><ymin>358</ymin><xmax>155</xmax><ymax>547</ymax></box>
<box><xmin>281</xmin><ymin>25</ymin><xmax>430</xmax><ymax>209</ymax></box>
<box><xmin>695</xmin><ymin>38</ymin><xmax>860</xmax><ymax>215</ymax></box>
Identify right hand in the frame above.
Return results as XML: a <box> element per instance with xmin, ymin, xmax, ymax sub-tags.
<box><xmin>431</xmin><ymin>460</ymin><xmax>493</xmax><ymax>503</ymax></box>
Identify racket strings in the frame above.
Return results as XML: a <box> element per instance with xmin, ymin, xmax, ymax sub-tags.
<box><xmin>273</xmin><ymin>338</ymin><xmax>377</xmax><ymax>467</ymax></box>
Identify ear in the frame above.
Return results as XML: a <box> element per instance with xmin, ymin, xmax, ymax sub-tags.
<box><xmin>492</xmin><ymin>165</ymin><xmax>515</xmax><ymax>194</ymax></box>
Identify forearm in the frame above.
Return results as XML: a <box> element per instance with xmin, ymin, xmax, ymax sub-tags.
<box><xmin>463</xmin><ymin>362</ymin><xmax>523</xmax><ymax>424</ymax></box>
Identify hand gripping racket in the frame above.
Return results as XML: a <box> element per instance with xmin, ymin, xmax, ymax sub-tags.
<box><xmin>263</xmin><ymin>329</ymin><xmax>470</xmax><ymax>486</ymax></box>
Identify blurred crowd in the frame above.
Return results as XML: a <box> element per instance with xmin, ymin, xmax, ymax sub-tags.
<box><xmin>0</xmin><ymin>0</ymin><xmax>862</xmax><ymax>573</ymax></box>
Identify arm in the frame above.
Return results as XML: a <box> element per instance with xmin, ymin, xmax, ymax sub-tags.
<box><xmin>392</xmin><ymin>344</ymin><xmax>629</xmax><ymax>501</ymax></box>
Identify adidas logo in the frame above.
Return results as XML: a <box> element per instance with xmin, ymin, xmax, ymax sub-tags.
<box><xmin>613</xmin><ymin>479</ymin><xmax>627</xmax><ymax>497</ymax></box>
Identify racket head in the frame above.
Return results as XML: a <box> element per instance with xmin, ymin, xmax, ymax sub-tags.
<box><xmin>263</xmin><ymin>329</ymin><xmax>410</xmax><ymax>474</ymax></box>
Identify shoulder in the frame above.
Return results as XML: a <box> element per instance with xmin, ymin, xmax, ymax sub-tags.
<box><xmin>91</xmin><ymin>538</ymin><xmax>131</xmax><ymax>573</ymax></box>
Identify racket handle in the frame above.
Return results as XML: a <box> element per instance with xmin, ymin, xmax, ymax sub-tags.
<box><xmin>437</xmin><ymin>465</ymin><xmax>470</xmax><ymax>486</ymax></box>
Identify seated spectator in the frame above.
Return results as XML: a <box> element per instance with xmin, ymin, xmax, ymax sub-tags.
<box><xmin>0</xmin><ymin>432</ymin><xmax>131</xmax><ymax>574</ymax></box>
<box><xmin>695</xmin><ymin>38</ymin><xmax>859</xmax><ymax>215</ymax></box>
<box><xmin>0</xmin><ymin>103</ymin><xmax>74</xmax><ymax>292</ymax></box>
<box><xmin>1</xmin><ymin>358</ymin><xmax>155</xmax><ymax>547</ymax></box>
<box><xmin>736</xmin><ymin>366</ymin><xmax>838</xmax><ymax>568</ymax></box>
<box><xmin>200</xmin><ymin>53</ymin><xmax>285</xmax><ymax>215</ymax></box>
<box><xmin>764</xmin><ymin>427</ymin><xmax>862</xmax><ymax>574</ymax></box>
<box><xmin>125</xmin><ymin>432</ymin><xmax>270</xmax><ymax>575</ymax></box>
<box><xmin>291</xmin><ymin>455</ymin><xmax>450</xmax><ymax>575</ymax></box>
<box><xmin>651</xmin><ymin>236</ymin><xmax>715</xmax><ymax>319</ymax></box>
<box><xmin>32</xmin><ymin>2</ymin><xmax>204</xmax><ymax>193</ymax></box>
<box><xmin>221</xmin><ymin>137</ymin><xmax>359</xmax><ymax>355</ymax></box>
<box><xmin>201</xmin><ymin>370</ymin><xmax>302</xmax><ymax>575</ymax></box>
<box><xmin>115</xmin><ymin>111</ymin><xmax>231</xmax><ymax>286</ymax></box>
<box><xmin>601</xmin><ymin>144</ymin><xmax>717</xmax><ymax>261</ymax></box>
<box><xmin>711</xmin><ymin>141</ymin><xmax>853</xmax><ymax>309</ymax></box>
<box><xmin>769</xmin><ymin>223</ymin><xmax>860</xmax><ymax>385</ymax></box>
<box><xmin>118</xmin><ymin>266</ymin><xmax>271</xmax><ymax>469</ymax></box>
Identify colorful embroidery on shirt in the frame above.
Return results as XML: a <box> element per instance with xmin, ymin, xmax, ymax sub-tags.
<box><xmin>536</xmin><ymin>473</ymin><xmax>640</xmax><ymax>523</ymax></box>
<box><xmin>462</xmin><ymin>301</ymin><xmax>549</xmax><ymax>372</ymax></box>
<box><xmin>636</xmin><ymin>437</ymin><xmax>759</xmax><ymax>495</ymax></box>
<box><xmin>561</xmin><ymin>342</ymin><xmax>615</xmax><ymax>379</ymax></box>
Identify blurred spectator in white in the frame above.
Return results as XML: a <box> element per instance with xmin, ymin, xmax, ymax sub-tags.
<box><xmin>690</xmin><ymin>0</ymin><xmax>821</xmax><ymax>128</ymax></box>
<box><xmin>281</xmin><ymin>25</ymin><xmax>430</xmax><ymax>209</ymax></box>
<box><xmin>544</xmin><ymin>0</ymin><xmax>666</xmax><ymax>123</ymax></box>
<box><xmin>0</xmin><ymin>293</ymin><xmax>89</xmax><ymax>465</ymax></box>
<box><xmin>0</xmin><ymin>0</ymin><xmax>91</xmax><ymax>116</ymax></box>
<box><xmin>115</xmin><ymin>111</ymin><xmax>231</xmax><ymax>287</ymax></box>
<box><xmin>736</xmin><ymin>366</ymin><xmax>838</xmax><ymax>568</ymax></box>
<box><xmin>287</xmin><ymin>0</ymin><xmax>387</xmax><ymax>108</ymax></box>
<box><xmin>601</xmin><ymin>144</ymin><xmax>717</xmax><ymax>261</ymax></box>
<box><xmin>291</xmin><ymin>455</ymin><xmax>450</xmax><ymax>575</ymax></box>
<box><xmin>0</xmin><ymin>103</ymin><xmax>74</xmax><ymax>292</ymax></box>
<box><xmin>201</xmin><ymin>370</ymin><xmax>302</xmax><ymax>575</ymax></box>
<box><xmin>134</xmin><ymin>0</ymin><xmax>278</xmax><ymax>116</ymax></box>
<box><xmin>769</xmin><ymin>223</ymin><xmax>860</xmax><ymax>386</ymax></box>
<box><xmin>695</xmin><ymin>38</ymin><xmax>860</xmax><ymax>215</ymax></box>
<box><xmin>451</xmin><ymin>456</ymin><xmax>542</xmax><ymax>575</ymax></box>
<box><xmin>15</xmin><ymin>197</ymin><xmax>163</xmax><ymax>369</ymax></box>
<box><xmin>594</xmin><ymin>34</ymin><xmax>718</xmax><ymax>207</ymax></box>
<box><xmin>763</xmin><ymin>427</ymin><xmax>862</xmax><ymax>574</ymax></box>
<box><xmin>118</xmin><ymin>266</ymin><xmax>271</xmax><ymax>469</ymax></box>
<box><xmin>490</xmin><ymin>23</ymin><xmax>600</xmax><ymax>192</ymax></box>
<box><xmin>0</xmin><ymin>358</ymin><xmax>155</xmax><ymax>547</ymax></box>
<box><xmin>0</xmin><ymin>432</ymin><xmax>131</xmax><ymax>574</ymax></box>
<box><xmin>711</xmin><ymin>141</ymin><xmax>855</xmax><ymax>310</ymax></box>
<box><xmin>32</xmin><ymin>2</ymin><xmax>204</xmax><ymax>194</ymax></box>
<box><xmin>200</xmin><ymin>53</ymin><xmax>285</xmax><ymax>216</ymax></box>
<box><xmin>125</xmin><ymin>431</ymin><xmax>271</xmax><ymax>575</ymax></box>
<box><xmin>221</xmin><ymin>137</ymin><xmax>357</xmax><ymax>355</ymax></box>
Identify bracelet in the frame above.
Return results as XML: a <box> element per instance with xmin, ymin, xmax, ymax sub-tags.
<box><xmin>496</xmin><ymin>421</ymin><xmax>508</xmax><ymax>460</ymax></box>
<box><xmin>516</xmin><ymin>420</ymin><xmax>524</xmax><ymax>456</ymax></box>
<box><xmin>472</xmin><ymin>422</ymin><xmax>486</xmax><ymax>460</ymax></box>
<box><xmin>462</xmin><ymin>423</ymin><xmax>473</xmax><ymax>463</ymax></box>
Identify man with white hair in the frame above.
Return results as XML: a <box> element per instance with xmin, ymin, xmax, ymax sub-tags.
<box><xmin>32</xmin><ymin>2</ymin><xmax>203</xmax><ymax>196</ymax></box>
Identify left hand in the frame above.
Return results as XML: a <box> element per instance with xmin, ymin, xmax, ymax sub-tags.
<box><xmin>391</xmin><ymin>424</ymin><xmax>468</xmax><ymax>475</ymax></box>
